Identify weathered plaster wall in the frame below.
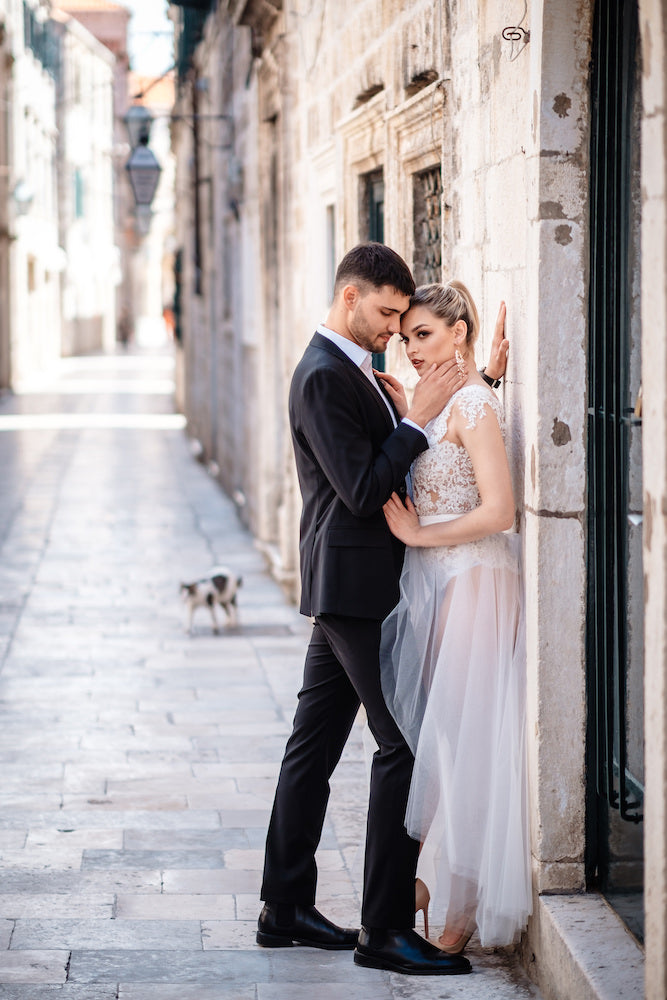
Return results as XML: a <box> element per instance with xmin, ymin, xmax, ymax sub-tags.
<box><xmin>174</xmin><ymin>9</ymin><xmax>285</xmax><ymax>559</ymax></box>
<box><xmin>523</xmin><ymin>0</ymin><xmax>592</xmax><ymax>895</ymax></box>
<box><xmin>436</xmin><ymin>1</ymin><xmax>590</xmax><ymax>902</ymax></box>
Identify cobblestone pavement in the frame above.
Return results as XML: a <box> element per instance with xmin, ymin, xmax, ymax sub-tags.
<box><xmin>0</xmin><ymin>350</ymin><xmax>541</xmax><ymax>999</ymax></box>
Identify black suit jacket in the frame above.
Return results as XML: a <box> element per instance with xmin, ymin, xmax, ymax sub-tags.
<box><xmin>289</xmin><ymin>332</ymin><xmax>429</xmax><ymax>620</ymax></box>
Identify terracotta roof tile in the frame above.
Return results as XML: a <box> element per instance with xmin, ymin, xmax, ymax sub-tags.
<box><xmin>129</xmin><ymin>71</ymin><xmax>175</xmax><ymax>109</ymax></box>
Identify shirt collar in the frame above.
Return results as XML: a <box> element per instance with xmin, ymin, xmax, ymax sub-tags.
<box><xmin>316</xmin><ymin>324</ymin><xmax>370</xmax><ymax>370</ymax></box>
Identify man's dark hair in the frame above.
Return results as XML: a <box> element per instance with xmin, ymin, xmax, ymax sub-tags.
<box><xmin>334</xmin><ymin>242</ymin><xmax>415</xmax><ymax>298</ymax></box>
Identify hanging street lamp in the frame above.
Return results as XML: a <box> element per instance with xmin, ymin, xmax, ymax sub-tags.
<box><xmin>123</xmin><ymin>104</ymin><xmax>161</xmax><ymax>210</ymax></box>
<box><xmin>125</xmin><ymin>141</ymin><xmax>161</xmax><ymax>207</ymax></box>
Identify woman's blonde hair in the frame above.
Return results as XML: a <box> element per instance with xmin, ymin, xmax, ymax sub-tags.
<box><xmin>410</xmin><ymin>280</ymin><xmax>480</xmax><ymax>351</ymax></box>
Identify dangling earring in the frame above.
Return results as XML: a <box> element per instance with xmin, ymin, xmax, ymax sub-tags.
<box><xmin>455</xmin><ymin>348</ymin><xmax>466</xmax><ymax>378</ymax></box>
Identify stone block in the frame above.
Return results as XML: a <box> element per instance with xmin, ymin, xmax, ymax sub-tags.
<box><xmin>9</xmin><ymin>918</ymin><xmax>202</xmax><ymax>951</ymax></box>
<box><xmin>531</xmin><ymin>894</ymin><xmax>643</xmax><ymax>1000</ymax></box>
<box><xmin>187</xmin><ymin>791</ymin><xmax>271</xmax><ymax>810</ymax></box>
<box><xmin>0</xmin><ymin>918</ymin><xmax>13</xmax><ymax>949</ymax></box>
<box><xmin>218</xmin><ymin>808</ymin><xmax>271</xmax><ymax>828</ymax></box>
<box><xmin>118</xmin><ymin>988</ymin><xmax>255</xmax><ymax>1000</ymax></box>
<box><xmin>121</xmin><ymin>829</ymin><xmax>239</xmax><ymax>851</ymax></box>
<box><xmin>0</xmin><ymin>847</ymin><xmax>83</xmax><ymax>871</ymax></box>
<box><xmin>81</xmin><ymin>849</ymin><xmax>225</xmax><ymax>871</ymax></box>
<box><xmin>524</xmin><ymin>511</ymin><xmax>586</xmax><ymax>870</ymax></box>
<box><xmin>162</xmin><ymin>869</ymin><xmax>260</xmax><ymax>894</ymax></box>
<box><xmin>221</xmin><ymin>849</ymin><xmax>264</xmax><ymax>871</ymax></box>
<box><xmin>68</xmin><ymin>949</ymin><xmax>354</xmax><ymax>984</ymax></box>
<box><xmin>0</xmin><ymin>895</ymin><xmax>114</xmax><ymax>920</ymax></box>
<box><xmin>0</xmin><ymin>988</ymin><xmax>118</xmax><ymax>999</ymax></box>
<box><xmin>257</xmin><ymin>987</ymin><xmax>389</xmax><ymax>1000</ymax></box>
<box><xmin>200</xmin><ymin>919</ymin><xmax>256</xmax><ymax>949</ymax></box>
<box><xmin>25</xmin><ymin>829</ymin><xmax>122</xmax><ymax>851</ymax></box>
<box><xmin>115</xmin><ymin>894</ymin><xmax>234</xmax><ymax>920</ymax></box>
<box><xmin>0</xmin><ymin>831</ymin><xmax>27</xmax><ymax>850</ymax></box>
<box><xmin>0</xmin><ymin>951</ymin><xmax>68</xmax><ymax>984</ymax></box>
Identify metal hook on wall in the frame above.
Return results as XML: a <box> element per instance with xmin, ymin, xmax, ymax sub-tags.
<box><xmin>502</xmin><ymin>1</ymin><xmax>530</xmax><ymax>60</ymax></box>
<box><xmin>502</xmin><ymin>25</ymin><xmax>530</xmax><ymax>44</ymax></box>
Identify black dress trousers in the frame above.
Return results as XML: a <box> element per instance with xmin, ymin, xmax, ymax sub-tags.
<box><xmin>260</xmin><ymin>614</ymin><xmax>419</xmax><ymax>930</ymax></box>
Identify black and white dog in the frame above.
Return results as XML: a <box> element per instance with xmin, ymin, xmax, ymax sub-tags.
<box><xmin>180</xmin><ymin>567</ymin><xmax>242</xmax><ymax>634</ymax></box>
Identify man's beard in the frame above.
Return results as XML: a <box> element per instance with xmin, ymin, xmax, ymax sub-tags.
<box><xmin>349</xmin><ymin>304</ymin><xmax>386</xmax><ymax>354</ymax></box>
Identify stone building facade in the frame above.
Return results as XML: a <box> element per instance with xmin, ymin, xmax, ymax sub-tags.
<box><xmin>0</xmin><ymin>0</ymin><xmax>127</xmax><ymax>388</ymax></box>
<box><xmin>56</xmin><ymin>0</ymin><xmax>134</xmax><ymax>347</ymax></box>
<box><xmin>52</xmin><ymin>6</ymin><xmax>118</xmax><ymax>355</ymax></box>
<box><xmin>0</xmin><ymin>0</ymin><xmax>64</xmax><ymax>387</ymax></box>
<box><xmin>171</xmin><ymin>1</ymin><xmax>667</xmax><ymax>997</ymax></box>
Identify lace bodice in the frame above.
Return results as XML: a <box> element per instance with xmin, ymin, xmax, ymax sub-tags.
<box><xmin>412</xmin><ymin>384</ymin><xmax>504</xmax><ymax>517</ymax></box>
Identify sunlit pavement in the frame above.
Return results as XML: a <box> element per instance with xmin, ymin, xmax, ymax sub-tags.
<box><xmin>0</xmin><ymin>349</ymin><xmax>540</xmax><ymax>998</ymax></box>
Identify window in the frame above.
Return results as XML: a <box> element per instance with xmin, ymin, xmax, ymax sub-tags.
<box><xmin>74</xmin><ymin>169</ymin><xmax>84</xmax><ymax>219</ymax></box>
<box><xmin>412</xmin><ymin>166</ymin><xmax>442</xmax><ymax>285</ymax></box>
<box><xmin>360</xmin><ymin>169</ymin><xmax>384</xmax><ymax>244</ymax></box>
<box><xmin>360</xmin><ymin>169</ymin><xmax>386</xmax><ymax>370</ymax></box>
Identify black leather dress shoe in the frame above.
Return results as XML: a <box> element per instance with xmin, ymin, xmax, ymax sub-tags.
<box><xmin>257</xmin><ymin>903</ymin><xmax>359</xmax><ymax>950</ymax></box>
<box><xmin>354</xmin><ymin>926</ymin><xmax>472</xmax><ymax>975</ymax></box>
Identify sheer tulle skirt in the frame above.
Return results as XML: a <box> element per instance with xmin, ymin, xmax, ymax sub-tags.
<box><xmin>380</xmin><ymin>521</ymin><xmax>532</xmax><ymax>946</ymax></box>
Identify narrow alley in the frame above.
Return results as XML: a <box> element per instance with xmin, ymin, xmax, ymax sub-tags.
<box><xmin>0</xmin><ymin>349</ymin><xmax>539</xmax><ymax>999</ymax></box>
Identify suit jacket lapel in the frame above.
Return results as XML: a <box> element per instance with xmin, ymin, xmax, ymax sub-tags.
<box><xmin>310</xmin><ymin>332</ymin><xmax>396</xmax><ymax>432</ymax></box>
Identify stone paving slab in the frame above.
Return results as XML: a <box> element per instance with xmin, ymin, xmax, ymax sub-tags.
<box><xmin>80</xmin><ymin>849</ymin><xmax>226</xmax><ymax>870</ymax></box>
<box><xmin>0</xmin><ymin>871</ymin><xmax>162</xmax><ymax>894</ymax></box>
<box><xmin>10</xmin><ymin>918</ymin><xmax>203</xmax><ymax>951</ymax></box>
<box><xmin>117</xmin><ymin>988</ymin><xmax>256</xmax><ymax>1000</ymax></box>
<box><xmin>0</xmin><ymin>951</ymin><xmax>69</xmax><ymax>984</ymax></box>
<box><xmin>67</xmin><ymin>948</ymin><xmax>370</xmax><ymax>984</ymax></box>
<box><xmin>0</xmin><ymin>351</ymin><xmax>541</xmax><ymax>999</ymax></box>
<box><xmin>0</xmin><ymin>989</ymin><xmax>118</xmax><ymax>999</ymax></box>
<box><xmin>161</xmin><ymin>869</ymin><xmax>262</xmax><ymax>894</ymax></box>
<box><xmin>116</xmin><ymin>893</ymin><xmax>235</xmax><ymax>921</ymax></box>
<box><xmin>0</xmin><ymin>896</ymin><xmax>114</xmax><ymax>920</ymax></box>
<box><xmin>0</xmin><ymin>810</ymin><xmax>227</xmax><ymax>831</ymax></box>
<box><xmin>256</xmin><ymin>987</ymin><xmax>390</xmax><ymax>1000</ymax></box>
<box><xmin>65</xmin><ymin>946</ymin><xmax>537</xmax><ymax>998</ymax></box>
<box><xmin>121</xmin><ymin>828</ymin><xmax>259</xmax><ymax>850</ymax></box>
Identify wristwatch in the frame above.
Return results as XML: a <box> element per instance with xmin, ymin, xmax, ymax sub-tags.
<box><xmin>481</xmin><ymin>367</ymin><xmax>502</xmax><ymax>389</ymax></box>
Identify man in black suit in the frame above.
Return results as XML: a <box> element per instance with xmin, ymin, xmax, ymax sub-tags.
<box><xmin>258</xmin><ymin>244</ymin><xmax>483</xmax><ymax>975</ymax></box>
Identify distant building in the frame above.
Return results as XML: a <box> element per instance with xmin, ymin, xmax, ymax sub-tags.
<box><xmin>52</xmin><ymin>6</ymin><xmax>118</xmax><ymax>355</ymax></box>
<box><xmin>127</xmin><ymin>70</ymin><xmax>176</xmax><ymax>349</ymax></box>
<box><xmin>55</xmin><ymin>0</ymin><xmax>134</xmax><ymax>346</ymax></box>
<box><xmin>0</xmin><ymin>0</ymin><xmax>63</xmax><ymax>387</ymax></box>
<box><xmin>0</xmin><ymin>0</ymin><xmax>125</xmax><ymax>386</ymax></box>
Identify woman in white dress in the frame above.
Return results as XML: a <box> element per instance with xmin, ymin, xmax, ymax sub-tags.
<box><xmin>377</xmin><ymin>281</ymin><xmax>531</xmax><ymax>955</ymax></box>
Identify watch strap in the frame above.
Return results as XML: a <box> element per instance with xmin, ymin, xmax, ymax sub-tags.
<box><xmin>481</xmin><ymin>367</ymin><xmax>502</xmax><ymax>389</ymax></box>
